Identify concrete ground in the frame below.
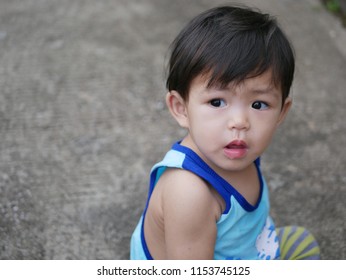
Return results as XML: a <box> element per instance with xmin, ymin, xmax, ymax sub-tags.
<box><xmin>0</xmin><ymin>0</ymin><xmax>345</xmax><ymax>260</ymax></box>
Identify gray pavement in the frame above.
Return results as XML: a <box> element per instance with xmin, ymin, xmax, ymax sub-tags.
<box><xmin>0</xmin><ymin>0</ymin><xmax>345</xmax><ymax>260</ymax></box>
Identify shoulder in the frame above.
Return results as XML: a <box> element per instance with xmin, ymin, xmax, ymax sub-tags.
<box><xmin>155</xmin><ymin>168</ymin><xmax>223</xmax><ymax>259</ymax></box>
<box><xmin>157</xmin><ymin>168</ymin><xmax>223</xmax><ymax>222</ymax></box>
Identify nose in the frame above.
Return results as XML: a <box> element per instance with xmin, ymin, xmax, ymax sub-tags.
<box><xmin>227</xmin><ymin>107</ymin><xmax>250</xmax><ymax>131</ymax></box>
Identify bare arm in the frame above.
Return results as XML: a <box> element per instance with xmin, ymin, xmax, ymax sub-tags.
<box><xmin>160</xmin><ymin>169</ymin><xmax>221</xmax><ymax>259</ymax></box>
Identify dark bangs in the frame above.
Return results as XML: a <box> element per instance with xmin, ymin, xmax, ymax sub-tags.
<box><xmin>166</xmin><ymin>6</ymin><xmax>295</xmax><ymax>102</ymax></box>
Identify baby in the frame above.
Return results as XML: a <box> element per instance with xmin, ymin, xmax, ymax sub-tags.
<box><xmin>131</xmin><ymin>5</ymin><xmax>320</xmax><ymax>260</ymax></box>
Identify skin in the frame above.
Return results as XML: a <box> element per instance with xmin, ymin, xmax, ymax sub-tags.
<box><xmin>144</xmin><ymin>70</ymin><xmax>292</xmax><ymax>259</ymax></box>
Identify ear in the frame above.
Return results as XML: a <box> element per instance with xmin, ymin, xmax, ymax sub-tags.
<box><xmin>277</xmin><ymin>97</ymin><xmax>292</xmax><ymax>127</ymax></box>
<box><xmin>166</xmin><ymin>91</ymin><xmax>189</xmax><ymax>128</ymax></box>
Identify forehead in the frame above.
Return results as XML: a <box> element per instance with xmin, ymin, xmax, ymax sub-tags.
<box><xmin>238</xmin><ymin>70</ymin><xmax>279</xmax><ymax>93</ymax></box>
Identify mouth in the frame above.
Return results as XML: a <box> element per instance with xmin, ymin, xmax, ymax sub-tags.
<box><xmin>224</xmin><ymin>140</ymin><xmax>248</xmax><ymax>159</ymax></box>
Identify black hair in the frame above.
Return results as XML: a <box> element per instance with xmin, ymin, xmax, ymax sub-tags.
<box><xmin>166</xmin><ymin>5</ymin><xmax>295</xmax><ymax>103</ymax></box>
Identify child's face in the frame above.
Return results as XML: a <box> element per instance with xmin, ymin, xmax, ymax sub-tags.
<box><xmin>175</xmin><ymin>70</ymin><xmax>291</xmax><ymax>176</ymax></box>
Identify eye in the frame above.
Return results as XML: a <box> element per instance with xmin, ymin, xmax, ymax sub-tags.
<box><xmin>252</xmin><ymin>101</ymin><xmax>269</xmax><ymax>110</ymax></box>
<box><xmin>210</xmin><ymin>99</ymin><xmax>226</xmax><ymax>108</ymax></box>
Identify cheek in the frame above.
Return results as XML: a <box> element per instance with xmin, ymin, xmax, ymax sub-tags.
<box><xmin>190</xmin><ymin>119</ymin><xmax>217</xmax><ymax>140</ymax></box>
<box><xmin>251</xmin><ymin>114</ymin><xmax>278</xmax><ymax>137</ymax></box>
<box><xmin>189</xmin><ymin>109</ymin><xmax>220</xmax><ymax>131</ymax></box>
<box><xmin>251</xmin><ymin>117</ymin><xmax>279</xmax><ymax>145</ymax></box>
<box><xmin>188</xmin><ymin>116</ymin><xmax>223</xmax><ymax>147</ymax></box>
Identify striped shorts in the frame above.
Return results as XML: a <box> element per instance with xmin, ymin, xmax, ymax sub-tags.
<box><xmin>276</xmin><ymin>226</ymin><xmax>320</xmax><ymax>260</ymax></box>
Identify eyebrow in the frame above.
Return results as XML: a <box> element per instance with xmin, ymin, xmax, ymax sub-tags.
<box><xmin>250</xmin><ymin>86</ymin><xmax>281</xmax><ymax>98</ymax></box>
<box><xmin>205</xmin><ymin>81</ymin><xmax>282</xmax><ymax>99</ymax></box>
<box><xmin>251</xmin><ymin>83</ymin><xmax>276</xmax><ymax>92</ymax></box>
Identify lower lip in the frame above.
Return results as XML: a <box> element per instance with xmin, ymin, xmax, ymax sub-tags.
<box><xmin>224</xmin><ymin>147</ymin><xmax>248</xmax><ymax>159</ymax></box>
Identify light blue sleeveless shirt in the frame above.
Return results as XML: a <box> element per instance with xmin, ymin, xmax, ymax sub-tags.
<box><xmin>130</xmin><ymin>142</ymin><xmax>280</xmax><ymax>260</ymax></box>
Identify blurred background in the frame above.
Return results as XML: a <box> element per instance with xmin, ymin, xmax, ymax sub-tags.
<box><xmin>0</xmin><ymin>0</ymin><xmax>345</xmax><ymax>259</ymax></box>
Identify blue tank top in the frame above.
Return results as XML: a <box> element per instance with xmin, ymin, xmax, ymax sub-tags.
<box><xmin>130</xmin><ymin>142</ymin><xmax>280</xmax><ymax>260</ymax></box>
